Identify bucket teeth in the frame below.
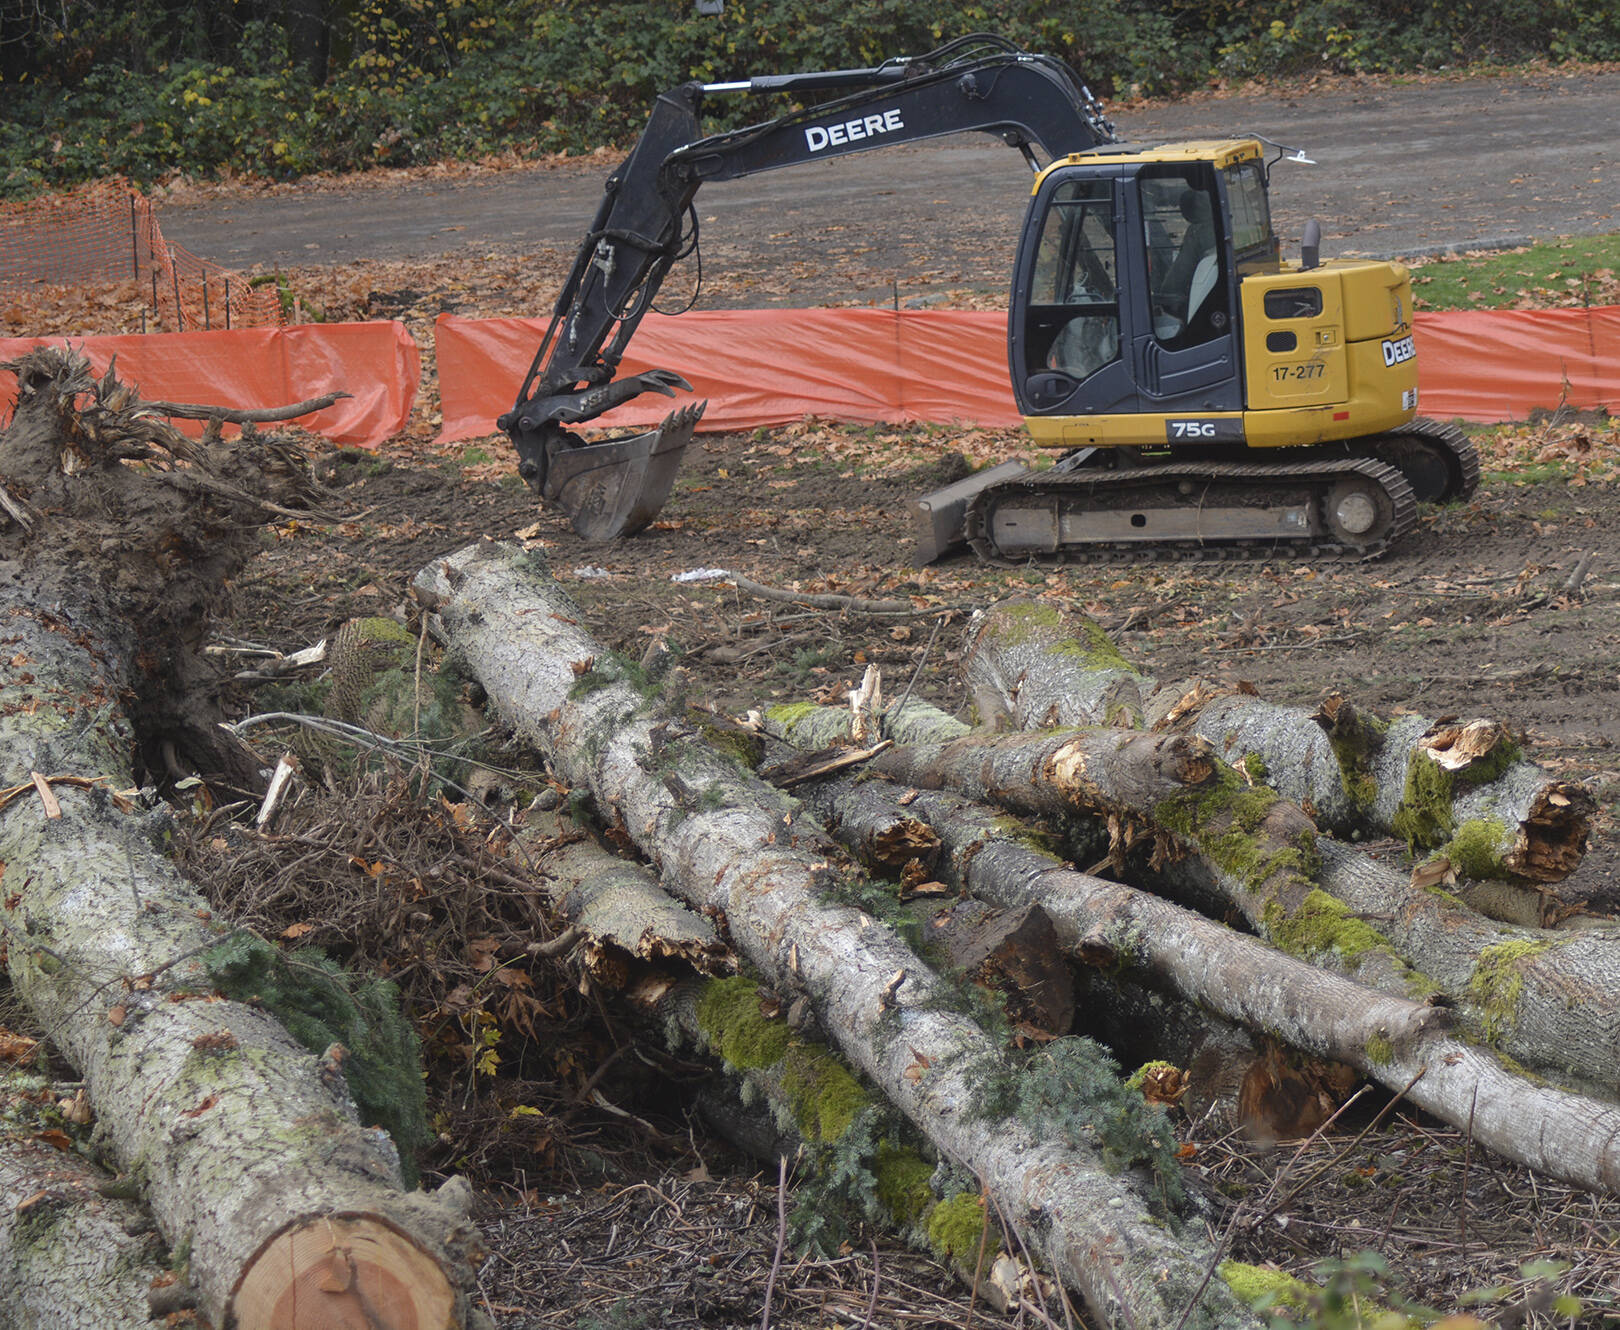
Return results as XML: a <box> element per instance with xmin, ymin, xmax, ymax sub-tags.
<box><xmin>545</xmin><ymin>401</ymin><xmax>707</xmax><ymax>542</ymax></box>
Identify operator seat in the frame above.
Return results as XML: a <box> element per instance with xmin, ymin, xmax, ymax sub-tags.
<box><xmin>1165</xmin><ymin>188</ymin><xmax>1217</xmax><ymax>322</ymax></box>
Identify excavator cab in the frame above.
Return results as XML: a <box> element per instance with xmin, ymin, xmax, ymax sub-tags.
<box><xmin>1011</xmin><ymin>146</ymin><xmax>1262</xmax><ymax>430</ymax></box>
<box><xmin>1008</xmin><ymin>139</ymin><xmax>1430</xmax><ymax>456</ymax></box>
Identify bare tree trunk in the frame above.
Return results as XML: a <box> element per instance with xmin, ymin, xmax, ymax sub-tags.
<box><xmin>793</xmin><ymin>770</ymin><xmax>1439</xmax><ymax>1064</ymax></box>
<box><xmin>787</xmin><ymin>767</ymin><xmax>1620</xmax><ymax>1191</ymax></box>
<box><xmin>964</xmin><ymin>600</ymin><xmax>1594</xmax><ymax>885</ymax></box>
<box><xmin>526</xmin><ymin>812</ymin><xmax>735</xmax><ymax>985</ymax></box>
<box><xmin>0</xmin><ymin>1125</ymin><xmax>173</xmax><ymax>1329</ymax></box>
<box><xmin>0</xmin><ymin>586</ymin><xmax>486</xmax><ymax>1330</ymax></box>
<box><xmin>0</xmin><ymin>350</ymin><xmax>485</xmax><ymax>1330</ymax></box>
<box><xmin>415</xmin><ymin>541</ymin><xmax>1258</xmax><ymax>1330</ymax></box>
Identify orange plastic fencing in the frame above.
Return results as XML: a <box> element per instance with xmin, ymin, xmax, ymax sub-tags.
<box><xmin>0</xmin><ymin>184</ymin><xmax>283</xmax><ymax>332</ymax></box>
<box><xmin>435</xmin><ymin>305</ymin><xmax>1620</xmax><ymax>442</ymax></box>
<box><xmin>0</xmin><ymin>323</ymin><xmax>421</xmax><ymax>448</ymax></box>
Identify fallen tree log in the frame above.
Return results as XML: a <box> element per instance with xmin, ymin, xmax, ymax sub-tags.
<box><xmin>769</xmin><ymin>698</ymin><xmax>1620</xmax><ymax>1102</ymax></box>
<box><xmin>0</xmin><ymin>1115</ymin><xmax>174</xmax><ymax>1330</ymax></box>
<box><xmin>525</xmin><ymin>811</ymin><xmax>735</xmax><ymax>986</ymax></box>
<box><xmin>416</xmin><ymin>540</ymin><xmax>1258</xmax><ymax>1330</ymax></box>
<box><xmin>535</xmin><ymin>821</ymin><xmax>1073</xmax><ymax>1310</ymax></box>
<box><xmin>790</xmin><ymin>766</ymin><xmax>1440</xmax><ymax>1066</ymax></box>
<box><xmin>785</xmin><ymin>764</ymin><xmax>1620</xmax><ymax>1190</ymax></box>
<box><xmin>964</xmin><ymin>600</ymin><xmax>1594</xmax><ymax>886</ymax></box>
<box><xmin>776</xmin><ymin>710</ymin><xmax>1441</xmax><ymax>1004</ymax></box>
<box><xmin>0</xmin><ymin>349</ymin><xmax>486</xmax><ymax>1330</ymax></box>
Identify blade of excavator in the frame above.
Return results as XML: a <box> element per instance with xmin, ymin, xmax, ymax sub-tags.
<box><xmin>544</xmin><ymin>402</ymin><xmax>707</xmax><ymax>542</ymax></box>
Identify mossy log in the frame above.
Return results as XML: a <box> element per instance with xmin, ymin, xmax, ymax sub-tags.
<box><xmin>0</xmin><ymin>1125</ymin><xmax>174</xmax><ymax>1329</ymax></box>
<box><xmin>550</xmin><ymin>840</ymin><xmax>1031</xmax><ymax>1300</ymax></box>
<box><xmin>787</xmin><ymin>768</ymin><xmax>1620</xmax><ymax>1190</ymax></box>
<box><xmin>791</xmin><ymin>768</ymin><xmax>1439</xmax><ymax>1065</ymax></box>
<box><xmin>965</xmin><ymin>600</ymin><xmax>1593</xmax><ymax>886</ymax></box>
<box><xmin>0</xmin><ymin>354</ymin><xmax>486</xmax><ymax>1330</ymax></box>
<box><xmin>645</xmin><ymin>973</ymin><xmax>1048</xmax><ymax>1298</ymax></box>
<box><xmin>415</xmin><ymin>540</ymin><xmax>1257</xmax><ymax>1330</ymax></box>
<box><xmin>1316</xmin><ymin>840</ymin><xmax>1620</xmax><ymax>1099</ymax></box>
<box><xmin>826</xmin><ymin>714</ymin><xmax>1440</xmax><ymax>1004</ymax></box>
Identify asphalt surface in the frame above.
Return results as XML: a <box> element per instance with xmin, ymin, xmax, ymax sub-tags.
<box><xmin>160</xmin><ymin>67</ymin><xmax>1619</xmax><ymax>283</ymax></box>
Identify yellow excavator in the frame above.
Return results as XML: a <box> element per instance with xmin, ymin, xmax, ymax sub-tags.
<box><xmin>499</xmin><ymin>34</ymin><xmax>1476</xmax><ymax>562</ymax></box>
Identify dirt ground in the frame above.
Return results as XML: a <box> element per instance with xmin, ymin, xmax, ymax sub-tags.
<box><xmin>278</xmin><ymin>418</ymin><xmax>1620</xmax><ymax>898</ymax></box>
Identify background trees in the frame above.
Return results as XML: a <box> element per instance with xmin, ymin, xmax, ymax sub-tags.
<box><xmin>2</xmin><ymin>0</ymin><xmax>1618</xmax><ymax>194</ymax></box>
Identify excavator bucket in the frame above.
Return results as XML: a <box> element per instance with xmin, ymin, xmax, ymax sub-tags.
<box><xmin>545</xmin><ymin>402</ymin><xmax>707</xmax><ymax>542</ymax></box>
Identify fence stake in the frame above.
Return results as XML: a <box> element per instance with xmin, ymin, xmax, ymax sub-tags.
<box><xmin>170</xmin><ymin>247</ymin><xmax>183</xmax><ymax>333</ymax></box>
<box><xmin>129</xmin><ymin>195</ymin><xmax>139</xmax><ymax>283</ymax></box>
<box><xmin>225</xmin><ymin>278</ymin><xmax>232</xmax><ymax>330</ymax></box>
<box><xmin>203</xmin><ymin>274</ymin><xmax>211</xmax><ymax>331</ymax></box>
<box><xmin>151</xmin><ymin>268</ymin><xmax>159</xmax><ymax>326</ymax></box>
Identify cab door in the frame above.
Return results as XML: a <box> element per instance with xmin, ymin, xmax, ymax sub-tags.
<box><xmin>1125</xmin><ymin>164</ymin><xmax>1241</xmax><ymax>411</ymax></box>
<box><xmin>1010</xmin><ymin>167</ymin><xmax>1140</xmax><ymax>418</ymax></box>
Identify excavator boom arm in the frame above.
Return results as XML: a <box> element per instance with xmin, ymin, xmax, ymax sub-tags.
<box><xmin>502</xmin><ymin>35</ymin><xmax>1117</xmax><ymax>537</ymax></box>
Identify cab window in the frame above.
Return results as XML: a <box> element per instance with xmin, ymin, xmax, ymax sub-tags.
<box><xmin>1028</xmin><ymin>178</ymin><xmax>1119</xmax><ymax>381</ymax></box>
<box><xmin>1140</xmin><ymin>166</ymin><xmax>1225</xmax><ymax>351</ymax></box>
<box><xmin>1222</xmin><ymin>159</ymin><xmax>1273</xmax><ymax>258</ymax></box>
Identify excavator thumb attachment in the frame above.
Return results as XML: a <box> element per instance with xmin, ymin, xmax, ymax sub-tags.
<box><xmin>544</xmin><ymin>402</ymin><xmax>707</xmax><ymax>542</ymax></box>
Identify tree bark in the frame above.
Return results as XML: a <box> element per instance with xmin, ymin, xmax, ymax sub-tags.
<box><xmin>0</xmin><ymin>584</ymin><xmax>485</xmax><ymax>1330</ymax></box>
<box><xmin>954</xmin><ymin>608</ymin><xmax>1620</xmax><ymax>1095</ymax></box>
<box><xmin>787</xmin><ymin>767</ymin><xmax>1620</xmax><ymax>1191</ymax></box>
<box><xmin>830</xmin><ymin>718</ymin><xmax>1449</xmax><ymax>1008</ymax></box>
<box><xmin>964</xmin><ymin>600</ymin><xmax>1594</xmax><ymax>885</ymax></box>
<box><xmin>415</xmin><ymin>540</ymin><xmax>1258</xmax><ymax>1330</ymax></box>
<box><xmin>0</xmin><ymin>1127</ymin><xmax>173</xmax><ymax>1330</ymax></box>
<box><xmin>525</xmin><ymin>812</ymin><xmax>734</xmax><ymax>986</ymax></box>
<box><xmin>794</xmin><ymin>770</ymin><xmax>1439</xmax><ymax>1065</ymax></box>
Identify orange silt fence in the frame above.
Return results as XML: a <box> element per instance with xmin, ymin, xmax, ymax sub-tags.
<box><xmin>0</xmin><ymin>182</ymin><xmax>282</xmax><ymax>332</ymax></box>
<box><xmin>434</xmin><ymin>305</ymin><xmax>1620</xmax><ymax>442</ymax></box>
<box><xmin>0</xmin><ymin>324</ymin><xmax>421</xmax><ymax>448</ymax></box>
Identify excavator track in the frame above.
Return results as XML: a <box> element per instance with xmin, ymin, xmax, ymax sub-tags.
<box><xmin>1363</xmin><ymin>417</ymin><xmax>1480</xmax><ymax>505</ymax></box>
<box><xmin>963</xmin><ymin>456</ymin><xmax>1417</xmax><ymax>565</ymax></box>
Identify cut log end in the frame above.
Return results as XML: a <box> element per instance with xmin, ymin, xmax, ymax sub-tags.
<box><xmin>232</xmin><ymin>1216</ymin><xmax>455</xmax><ymax>1330</ymax></box>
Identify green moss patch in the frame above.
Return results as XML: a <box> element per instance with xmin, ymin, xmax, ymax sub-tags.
<box><xmin>1264</xmin><ymin>889</ymin><xmax>1389</xmax><ymax>968</ymax></box>
<box><xmin>986</xmin><ymin>601</ymin><xmax>1134</xmax><ymax>672</ymax></box>
<box><xmin>872</xmin><ymin>1146</ymin><xmax>935</xmax><ymax>1230</ymax></box>
<box><xmin>926</xmin><ymin>1192</ymin><xmax>998</xmax><ymax>1267</ymax></box>
<box><xmin>764</xmin><ymin>701</ymin><xmax>819</xmax><ymax>729</ymax></box>
<box><xmin>1324</xmin><ymin>706</ymin><xmax>1388</xmax><ymax>815</ymax></box>
<box><xmin>1470</xmin><ymin>938</ymin><xmax>1561</xmax><ymax>1043</ymax></box>
<box><xmin>1444</xmin><ymin>818</ymin><xmax>1512</xmax><ymax>880</ymax></box>
<box><xmin>781</xmin><ymin>1045</ymin><xmax>869</xmax><ymax>1143</ymax></box>
<box><xmin>1155</xmin><ymin>764</ymin><xmax>1321</xmax><ymax>897</ymax></box>
<box><xmin>1219</xmin><ymin>1260</ymin><xmax>1312</xmax><ymax>1312</ymax></box>
<box><xmin>694</xmin><ymin>976</ymin><xmax>791</xmax><ymax>1070</ymax></box>
<box><xmin>1391</xmin><ymin>750</ymin><xmax>1455</xmax><ymax>850</ymax></box>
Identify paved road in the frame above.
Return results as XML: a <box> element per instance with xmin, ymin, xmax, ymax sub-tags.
<box><xmin>161</xmin><ymin>68</ymin><xmax>1618</xmax><ymax>297</ymax></box>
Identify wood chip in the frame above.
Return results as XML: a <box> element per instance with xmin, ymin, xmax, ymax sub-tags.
<box><xmin>29</xmin><ymin>772</ymin><xmax>60</xmax><ymax>820</ymax></box>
